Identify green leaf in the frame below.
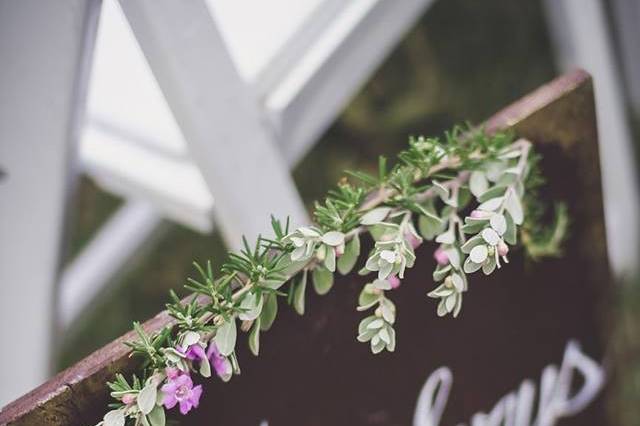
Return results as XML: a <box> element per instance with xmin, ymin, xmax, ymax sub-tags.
<box><xmin>137</xmin><ymin>383</ymin><xmax>157</xmax><ymax>415</ymax></box>
<box><xmin>324</xmin><ymin>245</ymin><xmax>336</xmax><ymax>272</ymax></box>
<box><xmin>103</xmin><ymin>410</ymin><xmax>125</xmax><ymax>426</ymax></box>
<box><xmin>503</xmin><ymin>211</ymin><xmax>517</xmax><ymax>245</ymax></box>
<box><xmin>418</xmin><ymin>214</ymin><xmax>444</xmax><ymax>240</ymax></box>
<box><xmin>321</xmin><ymin>231</ymin><xmax>345</xmax><ymax>246</ymax></box>
<box><xmin>147</xmin><ymin>406</ymin><xmax>166</xmax><ymax>426</ymax></box>
<box><xmin>477</xmin><ymin>197</ymin><xmax>503</xmax><ymax>212</ymax></box>
<box><xmin>358</xmin><ymin>285</ymin><xmax>379</xmax><ymax>309</ymax></box>
<box><xmin>461</xmin><ymin>235</ymin><xmax>484</xmax><ymax>253</ymax></box>
<box><xmin>337</xmin><ymin>234</ymin><xmax>360</xmax><ymax>275</ymax></box>
<box><xmin>504</xmin><ymin>190</ymin><xmax>524</xmax><ymax>225</ymax></box>
<box><xmin>238</xmin><ymin>292</ymin><xmax>263</xmax><ymax>321</ymax></box>
<box><xmin>180</xmin><ymin>331</ymin><xmax>200</xmax><ymax>348</ymax></box>
<box><xmin>358</xmin><ymin>316</ymin><xmax>376</xmax><ymax>334</ymax></box>
<box><xmin>249</xmin><ymin>318</ymin><xmax>261</xmax><ymax>356</ymax></box>
<box><xmin>312</xmin><ymin>266</ymin><xmax>334</xmax><ymax>295</ymax></box>
<box><xmin>360</xmin><ymin>207</ymin><xmax>391</xmax><ymax>225</ymax></box>
<box><xmin>432</xmin><ymin>264</ymin><xmax>452</xmax><ymax>282</ymax></box>
<box><xmin>469</xmin><ymin>171</ymin><xmax>488</xmax><ymax>197</ymax></box>
<box><xmin>478</xmin><ymin>185</ymin><xmax>507</xmax><ymax>203</ymax></box>
<box><xmin>199</xmin><ymin>356</ymin><xmax>211</xmax><ymax>378</ymax></box>
<box><xmin>214</xmin><ymin>320</ymin><xmax>237</xmax><ymax>356</ymax></box>
<box><xmin>435</xmin><ymin>229</ymin><xmax>455</xmax><ymax>244</ymax></box>
<box><xmin>293</xmin><ymin>270</ymin><xmax>307</xmax><ymax>315</ymax></box>
<box><xmin>260</xmin><ymin>293</ymin><xmax>278</xmax><ymax>331</ymax></box>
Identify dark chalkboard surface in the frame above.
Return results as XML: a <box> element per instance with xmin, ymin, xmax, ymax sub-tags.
<box><xmin>0</xmin><ymin>70</ymin><xmax>612</xmax><ymax>426</ymax></box>
<box><xmin>185</xmin><ymin>70</ymin><xmax>611</xmax><ymax>426</ymax></box>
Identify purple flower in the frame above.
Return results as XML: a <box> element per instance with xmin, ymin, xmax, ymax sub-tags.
<box><xmin>207</xmin><ymin>342</ymin><xmax>233</xmax><ymax>382</ymax></box>
<box><xmin>165</xmin><ymin>366</ymin><xmax>180</xmax><ymax>380</ymax></box>
<box><xmin>161</xmin><ymin>373</ymin><xmax>202</xmax><ymax>415</ymax></box>
<box><xmin>178</xmin><ymin>343</ymin><xmax>207</xmax><ymax>362</ymax></box>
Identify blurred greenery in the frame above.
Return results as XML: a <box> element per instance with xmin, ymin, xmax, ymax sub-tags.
<box><xmin>60</xmin><ymin>0</ymin><xmax>638</xmax><ymax>423</ymax></box>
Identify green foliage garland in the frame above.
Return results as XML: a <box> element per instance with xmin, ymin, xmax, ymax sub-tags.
<box><xmin>96</xmin><ymin>126</ymin><xmax>567</xmax><ymax>426</ymax></box>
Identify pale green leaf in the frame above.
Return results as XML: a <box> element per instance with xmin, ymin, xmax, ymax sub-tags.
<box><xmin>505</xmin><ymin>191</ymin><xmax>524</xmax><ymax>225</ymax></box>
<box><xmin>360</xmin><ymin>207</ymin><xmax>392</xmax><ymax>225</ymax></box>
<box><xmin>238</xmin><ymin>292</ymin><xmax>263</xmax><ymax>321</ymax></box>
<box><xmin>323</xmin><ymin>245</ymin><xmax>336</xmax><ymax>272</ymax></box>
<box><xmin>214</xmin><ymin>320</ymin><xmax>237</xmax><ymax>356</ymax></box>
<box><xmin>248</xmin><ymin>318</ymin><xmax>261</xmax><ymax>356</ymax></box>
<box><xmin>478</xmin><ymin>197</ymin><xmax>503</xmax><ymax>212</ymax></box>
<box><xmin>469</xmin><ymin>171</ymin><xmax>488</xmax><ymax>197</ymax></box>
<box><xmin>337</xmin><ymin>234</ymin><xmax>360</xmax><ymax>275</ymax></box>
<box><xmin>321</xmin><ymin>231</ymin><xmax>345</xmax><ymax>246</ymax></box>
<box><xmin>312</xmin><ymin>266</ymin><xmax>334</xmax><ymax>295</ymax></box>
<box><xmin>103</xmin><ymin>410</ymin><xmax>125</xmax><ymax>426</ymax></box>
<box><xmin>259</xmin><ymin>293</ymin><xmax>278</xmax><ymax>331</ymax></box>
<box><xmin>147</xmin><ymin>406</ymin><xmax>166</xmax><ymax>426</ymax></box>
<box><xmin>293</xmin><ymin>271</ymin><xmax>307</xmax><ymax>315</ymax></box>
<box><xmin>137</xmin><ymin>383</ymin><xmax>157</xmax><ymax>415</ymax></box>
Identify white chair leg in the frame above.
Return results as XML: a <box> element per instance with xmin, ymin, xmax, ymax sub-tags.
<box><xmin>57</xmin><ymin>201</ymin><xmax>163</xmax><ymax>332</ymax></box>
<box><xmin>611</xmin><ymin>0</ymin><xmax>640</xmax><ymax>116</ymax></box>
<box><xmin>119</xmin><ymin>0</ymin><xmax>309</xmax><ymax>248</ymax></box>
<box><xmin>542</xmin><ymin>0</ymin><xmax>640</xmax><ymax>278</ymax></box>
<box><xmin>0</xmin><ymin>0</ymin><xmax>100</xmax><ymax>405</ymax></box>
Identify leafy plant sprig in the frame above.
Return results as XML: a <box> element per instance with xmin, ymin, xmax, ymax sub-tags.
<box><xmin>96</xmin><ymin>126</ymin><xmax>567</xmax><ymax>426</ymax></box>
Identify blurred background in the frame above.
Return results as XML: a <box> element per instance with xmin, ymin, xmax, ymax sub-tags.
<box><xmin>1</xmin><ymin>0</ymin><xmax>639</xmax><ymax>423</ymax></box>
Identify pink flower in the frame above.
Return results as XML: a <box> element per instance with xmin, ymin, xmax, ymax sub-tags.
<box><xmin>497</xmin><ymin>241</ymin><xmax>509</xmax><ymax>257</ymax></box>
<box><xmin>121</xmin><ymin>393</ymin><xmax>136</xmax><ymax>405</ymax></box>
<box><xmin>165</xmin><ymin>366</ymin><xmax>180</xmax><ymax>380</ymax></box>
<box><xmin>388</xmin><ymin>275</ymin><xmax>401</xmax><ymax>289</ymax></box>
<box><xmin>404</xmin><ymin>231</ymin><xmax>423</xmax><ymax>249</ymax></box>
<box><xmin>433</xmin><ymin>247</ymin><xmax>449</xmax><ymax>266</ymax></box>
<box><xmin>470</xmin><ymin>210</ymin><xmax>485</xmax><ymax>218</ymax></box>
<box><xmin>178</xmin><ymin>343</ymin><xmax>207</xmax><ymax>362</ymax></box>
<box><xmin>161</xmin><ymin>373</ymin><xmax>202</xmax><ymax>415</ymax></box>
<box><xmin>207</xmin><ymin>342</ymin><xmax>233</xmax><ymax>382</ymax></box>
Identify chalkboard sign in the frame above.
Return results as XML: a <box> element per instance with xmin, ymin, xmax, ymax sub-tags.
<box><xmin>184</xmin><ymin>70</ymin><xmax>611</xmax><ymax>426</ymax></box>
<box><xmin>0</xmin><ymin>70</ymin><xmax>612</xmax><ymax>426</ymax></box>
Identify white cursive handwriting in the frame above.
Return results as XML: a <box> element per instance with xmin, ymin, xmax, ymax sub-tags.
<box><xmin>413</xmin><ymin>340</ymin><xmax>605</xmax><ymax>426</ymax></box>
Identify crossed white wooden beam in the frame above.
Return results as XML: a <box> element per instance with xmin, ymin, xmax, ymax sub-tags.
<box><xmin>0</xmin><ymin>0</ymin><xmax>432</xmax><ymax>405</ymax></box>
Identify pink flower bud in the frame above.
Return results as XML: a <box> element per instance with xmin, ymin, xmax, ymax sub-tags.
<box><xmin>165</xmin><ymin>366</ymin><xmax>180</xmax><ymax>380</ymax></box>
<box><xmin>497</xmin><ymin>241</ymin><xmax>509</xmax><ymax>257</ymax></box>
<box><xmin>433</xmin><ymin>247</ymin><xmax>449</xmax><ymax>266</ymax></box>
<box><xmin>470</xmin><ymin>210</ymin><xmax>484</xmax><ymax>219</ymax></box>
<box><xmin>122</xmin><ymin>393</ymin><xmax>136</xmax><ymax>405</ymax></box>
<box><xmin>388</xmin><ymin>275</ymin><xmax>401</xmax><ymax>289</ymax></box>
<box><xmin>403</xmin><ymin>230</ymin><xmax>422</xmax><ymax>249</ymax></box>
<box><xmin>335</xmin><ymin>243</ymin><xmax>345</xmax><ymax>257</ymax></box>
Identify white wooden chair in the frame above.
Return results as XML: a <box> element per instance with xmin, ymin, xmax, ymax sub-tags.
<box><xmin>0</xmin><ymin>0</ymin><xmax>432</xmax><ymax>405</ymax></box>
<box><xmin>0</xmin><ymin>0</ymin><xmax>637</xmax><ymax>408</ymax></box>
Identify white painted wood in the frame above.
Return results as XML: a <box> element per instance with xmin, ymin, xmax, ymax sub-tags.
<box><xmin>543</xmin><ymin>0</ymin><xmax>640</xmax><ymax>278</ymax></box>
<box><xmin>0</xmin><ymin>0</ymin><xmax>100</xmax><ymax>406</ymax></box>
<box><xmin>118</xmin><ymin>0</ymin><xmax>309</xmax><ymax>246</ymax></box>
<box><xmin>268</xmin><ymin>0</ymin><xmax>434</xmax><ymax>165</ymax></box>
<box><xmin>58</xmin><ymin>201</ymin><xmax>164</xmax><ymax>330</ymax></box>
<box><xmin>82</xmin><ymin>0</ymin><xmax>432</xmax><ymax>235</ymax></box>
<box><xmin>80</xmin><ymin>124</ymin><xmax>213</xmax><ymax>232</ymax></box>
<box><xmin>611</xmin><ymin>0</ymin><xmax>640</xmax><ymax>116</ymax></box>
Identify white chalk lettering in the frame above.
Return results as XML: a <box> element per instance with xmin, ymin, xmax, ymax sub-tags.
<box><xmin>413</xmin><ymin>340</ymin><xmax>605</xmax><ymax>426</ymax></box>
